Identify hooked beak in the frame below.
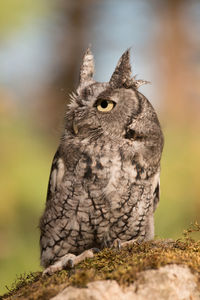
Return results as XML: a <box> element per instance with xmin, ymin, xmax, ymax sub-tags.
<box><xmin>73</xmin><ymin>120</ymin><xmax>79</xmax><ymax>135</ymax></box>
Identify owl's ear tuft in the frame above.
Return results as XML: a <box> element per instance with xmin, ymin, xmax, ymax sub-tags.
<box><xmin>109</xmin><ymin>49</ymin><xmax>132</xmax><ymax>88</ymax></box>
<box><xmin>79</xmin><ymin>47</ymin><xmax>95</xmax><ymax>86</ymax></box>
<box><xmin>132</xmin><ymin>79</ymin><xmax>151</xmax><ymax>89</ymax></box>
<box><xmin>124</xmin><ymin>77</ymin><xmax>151</xmax><ymax>90</ymax></box>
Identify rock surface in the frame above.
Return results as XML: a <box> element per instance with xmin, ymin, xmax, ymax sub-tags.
<box><xmin>2</xmin><ymin>237</ymin><xmax>200</xmax><ymax>300</ymax></box>
<box><xmin>52</xmin><ymin>265</ymin><xmax>200</xmax><ymax>300</ymax></box>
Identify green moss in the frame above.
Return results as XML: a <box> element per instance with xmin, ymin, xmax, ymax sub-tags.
<box><xmin>2</xmin><ymin>224</ymin><xmax>200</xmax><ymax>300</ymax></box>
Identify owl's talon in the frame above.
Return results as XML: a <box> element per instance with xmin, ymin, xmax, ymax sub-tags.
<box><xmin>91</xmin><ymin>247</ymin><xmax>100</xmax><ymax>254</ymax></box>
<box><xmin>120</xmin><ymin>238</ymin><xmax>139</xmax><ymax>248</ymax></box>
<box><xmin>112</xmin><ymin>238</ymin><xmax>122</xmax><ymax>251</ymax></box>
<box><xmin>42</xmin><ymin>264</ymin><xmax>61</xmax><ymax>276</ymax></box>
<box><xmin>116</xmin><ymin>239</ymin><xmax>121</xmax><ymax>251</ymax></box>
<box><xmin>42</xmin><ymin>269</ymin><xmax>49</xmax><ymax>276</ymax></box>
<box><xmin>67</xmin><ymin>258</ymin><xmax>74</xmax><ymax>268</ymax></box>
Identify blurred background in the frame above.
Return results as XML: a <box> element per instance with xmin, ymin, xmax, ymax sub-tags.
<box><xmin>0</xmin><ymin>0</ymin><xmax>200</xmax><ymax>294</ymax></box>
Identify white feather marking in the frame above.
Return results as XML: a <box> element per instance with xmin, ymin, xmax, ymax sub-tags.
<box><xmin>103</xmin><ymin>154</ymin><xmax>123</xmax><ymax>211</ymax></box>
<box><xmin>123</xmin><ymin>163</ymin><xmax>137</xmax><ymax>180</ymax></box>
<box><xmin>152</xmin><ymin>171</ymin><xmax>160</xmax><ymax>194</ymax></box>
<box><xmin>50</xmin><ymin>158</ymin><xmax>65</xmax><ymax>193</ymax></box>
<box><xmin>105</xmin><ymin>155</ymin><xmax>121</xmax><ymax>194</ymax></box>
<box><xmin>50</xmin><ymin>169</ymin><xmax>57</xmax><ymax>193</ymax></box>
<box><xmin>56</xmin><ymin>158</ymin><xmax>65</xmax><ymax>188</ymax></box>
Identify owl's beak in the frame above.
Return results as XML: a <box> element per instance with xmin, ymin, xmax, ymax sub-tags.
<box><xmin>73</xmin><ymin>120</ymin><xmax>79</xmax><ymax>135</ymax></box>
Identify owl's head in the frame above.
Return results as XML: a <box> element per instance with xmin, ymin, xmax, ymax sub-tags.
<box><xmin>65</xmin><ymin>48</ymin><xmax>163</xmax><ymax>161</ymax></box>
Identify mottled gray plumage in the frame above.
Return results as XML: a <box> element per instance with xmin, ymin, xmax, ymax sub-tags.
<box><xmin>40</xmin><ymin>48</ymin><xmax>164</xmax><ymax>274</ymax></box>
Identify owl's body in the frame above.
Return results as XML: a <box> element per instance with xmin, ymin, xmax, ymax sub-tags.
<box><xmin>40</xmin><ymin>49</ymin><xmax>164</xmax><ymax>272</ymax></box>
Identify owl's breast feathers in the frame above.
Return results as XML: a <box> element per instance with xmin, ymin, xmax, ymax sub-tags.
<box><xmin>40</xmin><ymin>138</ymin><xmax>160</xmax><ymax>269</ymax></box>
<box><xmin>45</xmin><ymin>141</ymin><xmax>159</xmax><ymax>225</ymax></box>
<box><xmin>47</xmin><ymin>140</ymin><xmax>159</xmax><ymax>196</ymax></box>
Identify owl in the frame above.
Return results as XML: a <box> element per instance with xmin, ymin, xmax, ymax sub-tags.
<box><xmin>40</xmin><ymin>48</ymin><xmax>164</xmax><ymax>275</ymax></box>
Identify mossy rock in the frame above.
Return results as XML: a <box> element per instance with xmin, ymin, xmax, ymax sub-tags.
<box><xmin>2</xmin><ymin>224</ymin><xmax>200</xmax><ymax>300</ymax></box>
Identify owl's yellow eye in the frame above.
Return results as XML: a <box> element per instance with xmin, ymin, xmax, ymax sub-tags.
<box><xmin>96</xmin><ymin>99</ymin><xmax>115</xmax><ymax>112</ymax></box>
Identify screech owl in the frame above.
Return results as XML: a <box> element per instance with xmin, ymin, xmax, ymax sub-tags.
<box><xmin>40</xmin><ymin>48</ymin><xmax>164</xmax><ymax>275</ymax></box>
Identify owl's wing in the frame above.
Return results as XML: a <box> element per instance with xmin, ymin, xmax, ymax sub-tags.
<box><xmin>46</xmin><ymin>149</ymin><xmax>65</xmax><ymax>201</ymax></box>
<box><xmin>153</xmin><ymin>177</ymin><xmax>160</xmax><ymax>212</ymax></box>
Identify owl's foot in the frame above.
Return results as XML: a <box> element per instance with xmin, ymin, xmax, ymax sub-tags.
<box><xmin>112</xmin><ymin>238</ymin><xmax>138</xmax><ymax>251</ymax></box>
<box><xmin>43</xmin><ymin>248</ymin><xmax>99</xmax><ymax>276</ymax></box>
<box><xmin>121</xmin><ymin>238</ymin><xmax>138</xmax><ymax>248</ymax></box>
<box><xmin>111</xmin><ymin>238</ymin><xmax>122</xmax><ymax>250</ymax></box>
